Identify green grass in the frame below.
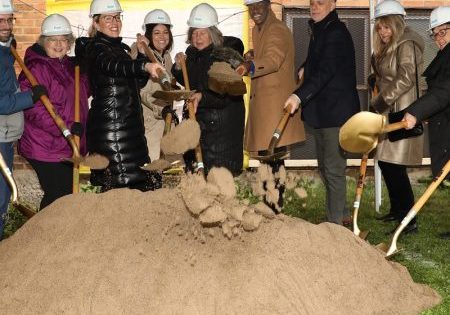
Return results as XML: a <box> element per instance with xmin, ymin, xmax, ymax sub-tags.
<box><xmin>3</xmin><ymin>174</ymin><xmax>449</xmax><ymax>314</ymax></box>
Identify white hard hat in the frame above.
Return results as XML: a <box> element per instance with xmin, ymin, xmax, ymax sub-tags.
<box><xmin>244</xmin><ymin>0</ymin><xmax>267</xmax><ymax>5</ymax></box>
<box><xmin>429</xmin><ymin>6</ymin><xmax>450</xmax><ymax>30</ymax></box>
<box><xmin>89</xmin><ymin>0</ymin><xmax>122</xmax><ymax>17</ymax></box>
<box><xmin>142</xmin><ymin>9</ymin><xmax>172</xmax><ymax>31</ymax></box>
<box><xmin>374</xmin><ymin>0</ymin><xmax>406</xmax><ymax>19</ymax></box>
<box><xmin>41</xmin><ymin>14</ymin><xmax>72</xmax><ymax>36</ymax></box>
<box><xmin>187</xmin><ymin>3</ymin><xmax>218</xmax><ymax>28</ymax></box>
<box><xmin>0</xmin><ymin>0</ymin><xmax>14</xmax><ymax>14</ymax></box>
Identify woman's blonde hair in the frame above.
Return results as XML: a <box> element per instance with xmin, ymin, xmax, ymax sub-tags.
<box><xmin>373</xmin><ymin>14</ymin><xmax>405</xmax><ymax>61</ymax></box>
<box><xmin>186</xmin><ymin>26</ymin><xmax>223</xmax><ymax>48</ymax></box>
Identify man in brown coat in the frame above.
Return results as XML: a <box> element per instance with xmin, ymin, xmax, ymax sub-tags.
<box><xmin>238</xmin><ymin>0</ymin><xmax>305</xmax><ymax>212</ymax></box>
<box><xmin>240</xmin><ymin>0</ymin><xmax>304</xmax><ymax>154</ymax></box>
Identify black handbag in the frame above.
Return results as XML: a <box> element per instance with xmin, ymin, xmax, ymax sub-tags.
<box><xmin>387</xmin><ymin>109</ymin><xmax>423</xmax><ymax>142</ymax></box>
<box><xmin>388</xmin><ymin>43</ymin><xmax>424</xmax><ymax>142</ymax></box>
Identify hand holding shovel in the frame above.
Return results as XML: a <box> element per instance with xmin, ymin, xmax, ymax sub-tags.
<box><xmin>138</xmin><ymin>39</ymin><xmax>171</xmax><ymax>91</ymax></box>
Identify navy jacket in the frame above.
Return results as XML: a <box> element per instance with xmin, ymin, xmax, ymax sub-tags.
<box><xmin>295</xmin><ymin>10</ymin><xmax>360</xmax><ymax>128</ymax></box>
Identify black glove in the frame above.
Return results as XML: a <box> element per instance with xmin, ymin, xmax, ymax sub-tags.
<box><xmin>31</xmin><ymin>85</ymin><xmax>48</xmax><ymax>103</ymax></box>
<box><xmin>70</xmin><ymin>122</ymin><xmax>84</xmax><ymax>137</ymax></box>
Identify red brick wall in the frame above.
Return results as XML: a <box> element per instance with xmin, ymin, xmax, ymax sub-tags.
<box><xmin>12</xmin><ymin>0</ymin><xmax>46</xmax><ymax>169</ymax></box>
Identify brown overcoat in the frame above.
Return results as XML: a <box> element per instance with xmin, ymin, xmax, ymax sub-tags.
<box><xmin>244</xmin><ymin>11</ymin><xmax>305</xmax><ymax>153</ymax></box>
<box><xmin>371</xmin><ymin>27</ymin><xmax>424</xmax><ymax>165</ymax></box>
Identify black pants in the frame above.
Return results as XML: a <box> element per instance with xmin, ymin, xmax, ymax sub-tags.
<box><xmin>378</xmin><ymin>161</ymin><xmax>416</xmax><ymax>224</ymax></box>
<box><xmin>27</xmin><ymin>159</ymin><xmax>73</xmax><ymax>210</ymax></box>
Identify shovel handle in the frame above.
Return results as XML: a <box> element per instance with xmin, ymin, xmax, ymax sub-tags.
<box><xmin>11</xmin><ymin>46</ymin><xmax>81</xmax><ymax>162</ymax></box>
<box><xmin>163</xmin><ymin>111</ymin><xmax>173</xmax><ymax>135</ymax></box>
<box><xmin>383</xmin><ymin>120</ymin><xmax>408</xmax><ymax>133</ymax></box>
<box><xmin>139</xmin><ymin>42</ymin><xmax>171</xmax><ymax>91</ymax></box>
<box><xmin>180</xmin><ymin>57</ymin><xmax>190</xmax><ymax>91</ymax></box>
<box><xmin>73</xmin><ymin>65</ymin><xmax>81</xmax><ymax>194</ymax></box>
<box><xmin>267</xmin><ymin>104</ymin><xmax>292</xmax><ymax>153</ymax></box>
<box><xmin>179</xmin><ymin>57</ymin><xmax>203</xmax><ymax>172</ymax></box>
<box><xmin>353</xmin><ymin>153</ymin><xmax>369</xmax><ymax>237</ymax></box>
<box><xmin>386</xmin><ymin>159</ymin><xmax>450</xmax><ymax>257</ymax></box>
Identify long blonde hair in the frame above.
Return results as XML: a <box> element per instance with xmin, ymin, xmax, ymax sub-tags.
<box><xmin>373</xmin><ymin>15</ymin><xmax>405</xmax><ymax>61</ymax></box>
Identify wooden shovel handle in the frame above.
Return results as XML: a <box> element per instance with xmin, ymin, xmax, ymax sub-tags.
<box><xmin>179</xmin><ymin>57</ymin><xmax>203</xmax><ymax>171</ymax></box>
<box><xmin>164</xmin><ymin>111</ymin><xmax>172</xmax><ymax>135</ymax></box>
<box><xmin>267</xmin><ymin>104</ymin><xmax>292</xmax><ymax>153</ymax></box>
<box><xmin>382</xmin><ymin>120</ymin><xmax>408</xmax><ymax>133</ymax></box>
<box><xmin>139</xmin><ymin>42</ymin><xmax>171</xmax><ymax>90</ymax></box>
<box><xmin>11</xmin><ymin>46</ymin><xmax>81</xmax><ymax>161</ymax></box>
<box><xmin>73</xmin><ymin>65</ymin><xmax>80</xmax><ymax>194</ymax></box>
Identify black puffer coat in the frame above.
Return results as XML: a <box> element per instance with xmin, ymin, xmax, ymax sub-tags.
<box><xmin>407</xmin><ymin>43</ymin><xmax>450</xmax><ymax>179</ymax></box>
<box><xmin>172</xmin><ymin>40</ymin><xmax>245</xmax><ymax>176</ymax></box>
<box><xmin>76</xmin><ymin>32</ymin><xmax>161</xmax><ymax>191</ymax></box>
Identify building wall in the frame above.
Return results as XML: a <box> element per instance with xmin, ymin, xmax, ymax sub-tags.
<box><xmin>12</xmin><ymin>0</ymin><xmax>46</xmax><ymax>170</ymax></box>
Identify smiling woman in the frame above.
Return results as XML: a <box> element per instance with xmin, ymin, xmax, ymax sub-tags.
<box><xmin>17</xmin><ymin>14</ymin><xmax>90</xmax><ymax>210</ymax></box>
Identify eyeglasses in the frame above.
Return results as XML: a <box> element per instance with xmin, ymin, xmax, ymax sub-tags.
<box><xmin>429</xmin><ymin>28</ymin><xmax>450</xmax><ymax>40</ymax></box>
<box><xmin>46</xmin><ymin>37</ymin><xmax>69</xmax><ymax>44</ymax></box>
<box><xmin>101</xmin><ymin>14</ymin><xmax>123</xmax><ymax>24</ymax></box>
<box><xmin>0</xmin><ymin>18</ymin><xmax>16</xmax><ymax>25</ymax></box>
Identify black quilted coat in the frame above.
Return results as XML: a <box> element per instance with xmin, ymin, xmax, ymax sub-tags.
<box><xmin>172</xmin><ymin>40</ymin><xmax>245</xmax><ymax>176</ymax></box>
<box><xmin>76</xmin><ymin>32</ymin><xmax>161</xmax><ymax>191</ymax></box>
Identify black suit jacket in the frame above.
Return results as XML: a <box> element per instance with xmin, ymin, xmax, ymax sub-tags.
<box><xmin>295</xmin><ymin>10</ymin><xmax>360</xmax><ymax>128</ymax></box>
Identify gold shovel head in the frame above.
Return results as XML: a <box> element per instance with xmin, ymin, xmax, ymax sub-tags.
<box><xmin>152</xmin><ymin>90</ymin><xmax>195</xmax><ymax>102</ymax></box>
<box><xmin>339</xmin><ymin>112</ymin><xmax>386</xmax><ymax>153</ymax></box>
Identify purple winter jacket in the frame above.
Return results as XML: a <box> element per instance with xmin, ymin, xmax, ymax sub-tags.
<box><xmin>18</xmin><ymin>44</ymin><xmax>89</xmax><ymax>162</ymax></box>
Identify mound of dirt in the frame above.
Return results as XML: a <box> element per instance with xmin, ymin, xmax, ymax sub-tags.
<box><xmin>0</xmin><ymin>169</ymin><xmax>441</xmax><ymax>314</ymax></box>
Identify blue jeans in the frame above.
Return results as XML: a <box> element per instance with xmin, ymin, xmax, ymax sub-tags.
<box><xmin>0</xmin><ymin>142</ymin><xmax>14</xmax><ymax>238</ymax></box>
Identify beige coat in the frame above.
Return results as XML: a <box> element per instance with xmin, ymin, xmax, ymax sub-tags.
<box><xmin>372</xmin><ymin>27</ymin><xmax>424</xmax><ymax>165</ymax></box>
<box><xmin>244</xmin><ymin>11</ymin><xmax>305</xmax><ymax>153</ymax></box>
<box><xmin>130</xmin><ymin>44</ymin><xmax>173</xmax><ymax>160</ymax></box>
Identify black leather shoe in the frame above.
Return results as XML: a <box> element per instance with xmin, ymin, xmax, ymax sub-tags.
<box><xmin>376</xmin><ymin>213</ymin><xmax>397</xmax><ymax>222</ymax></box>
<box><xmin>438</xmin><ymin>231</ymin><xmax>450</xmax><ymax>239</ymax></box>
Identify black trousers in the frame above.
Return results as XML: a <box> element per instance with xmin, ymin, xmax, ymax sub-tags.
<box><xmin>27</xmin><ymin>159</ymin><xmax>73</xmax><ymax>210</ymax></box>
<box><xmin>378</xmin><ymin>161</ymin><xmax>416</xmax><ymax>224</ymax></box>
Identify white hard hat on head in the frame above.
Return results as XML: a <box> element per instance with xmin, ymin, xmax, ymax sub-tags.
<box><xmin>0</xmin><ymin>0</ymin><xmax>14</xmax><ymax>14</ymax></box>
<box><xmin>244</xmin><ymin>0</ymin><xmax>268</xmax><ymax>5</ymax></box>
<box><xmin>374</xmin><ymin>0</ymin><xmax>406</xmax><ymax>19</ymax></box>
<box><xmin>41</xmin><ymin>14</ymin><xmax>72</xmax><ymax>36</ymax></box>
<box><xmin>89</xmin><ymin>0</ymin><xmax>123</xmax><ymax>17</ymax></box>
<box><xmin>187</xmin><ymin>3</ymin><xmax>218</xmax><ymax>28</ymax></box>
<box><xmin>429</xmin><ymin>6</ymin><xmax>450</xmax><ymax>30</ymax></box>
<box><xmin>142</xmin><ymin>9</ymin><xmax>172</xmax><ymax>30</ymax></box>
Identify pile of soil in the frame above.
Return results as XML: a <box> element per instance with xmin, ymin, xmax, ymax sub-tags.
<box><xmin>0</xmin><ymin>168</ymin><xmax>441</xmax><ymax>314</ymax></box>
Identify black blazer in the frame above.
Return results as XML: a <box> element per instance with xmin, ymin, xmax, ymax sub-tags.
<box><xmin>295</xmin><ymin>10</ymin><xmax>360</xmax><ymax>128</ymax></box>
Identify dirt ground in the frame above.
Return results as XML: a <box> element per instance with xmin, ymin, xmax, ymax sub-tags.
<box><xmin>0</xmin><ymin>167</ymin><xmax>441</xmax><ymax>314</ymax></box>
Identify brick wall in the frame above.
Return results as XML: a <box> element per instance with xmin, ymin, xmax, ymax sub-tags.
<box><xmin>12</xmin><ymin>0</ymin><xmax>46</xmax><ymax>170</ymax></box>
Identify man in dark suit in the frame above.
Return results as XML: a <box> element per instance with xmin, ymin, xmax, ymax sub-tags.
<box><xmin>285</xmin><ymin>0</ymin><xmax>360</xmax><ymax>225</ymax></box>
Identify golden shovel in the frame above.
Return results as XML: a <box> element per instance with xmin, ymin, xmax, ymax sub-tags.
<box><xmin>11</xmin><ymin>47</ymin><xmax>109</xmax><ymax>171</ymax></box>
<box><xmin>339</xmin><ymin>111</ymin><xmax>408</xmax><ymax>239</ymax></box>
<box><xmin>0</xmin><ymin>152</ymin><xmax>36</xmax><ymax>218</ymax></box>
<box><xmin>377</xmin><ymin>159</ymin><xmax>450</xmax><ymax>258</ymax></box>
